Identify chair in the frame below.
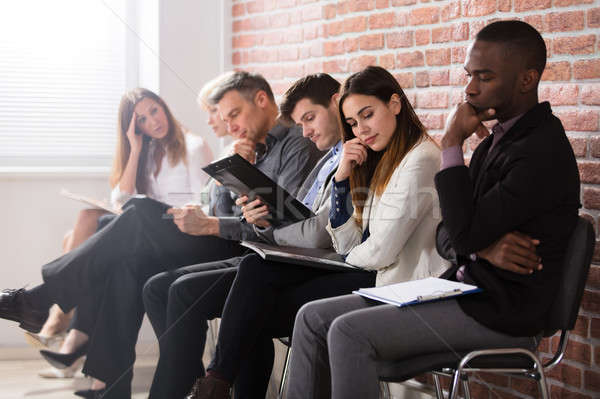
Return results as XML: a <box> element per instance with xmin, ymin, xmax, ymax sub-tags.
<box><xmin>378</xmin><ymin>216</ymin><xmax>595</xmax><ymax>399</ymax></box>
<box><xmin>277</xmin><ymin>337</ymin><xmax>292</xmax><ymax>397</ymax></box>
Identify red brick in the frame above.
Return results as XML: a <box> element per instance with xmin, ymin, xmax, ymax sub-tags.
<box><xmin>515</xmin><ymin>0</ymin><xmax>551</xmax><ymax>12</ymax></box>
<box><xmin>581</xmin><ymin>289</ymin><xmax>600</xmax><ymax>313</ymax></box>
<box><xmin>584</xmin><ymin>370</ymin><xmax>600</xmax><ymax>391</ymax></box>
<box><xmin>539</xmin><ymin>84</ymin><xmax>579</xmax><ymax>106</ymax></box>
<box><xmin>284</xmin><ymin>27</ymin><xmax>303</xmax><ymax>43</ymax></box>
<box><xmin>397</xmin><ymin>51</ymin><xmax>425</xmax><ymax>68</ymax></box>
<box><xmin>246</xmin><ymin>0</ymin><xmax>265</xmax><ymax>14</ymax></box>
<box><xmin>276</xmin><ymin>0</ymin><xmax>295</xmax><ymax>8</ymax></box>
<box><xmin>463</xmin><ymin>0</ymin><xmax>496</xmax><ymax>17</ymax></box>
<box><xmin>343</xmin><ymin>16</ymin><xmax>368</xmax><ymax>33</ymax></box>
<box><xmin>475</xmin><ymin>371</ymin><xmax>509</xmax><ymax>387</ymax></box>
<box><xmin>554</xmin><ymin>35</ymin><xmax>596</xmax><ymax>55</ymax></box>
<box><xmin>248</xmin><ymin>49</ymin><xmax>278</xmax><ymax>63</ymax></box>
<box><xmin>415</xmin><ymin>29</ymin><xmax>430</xmax><ymax>45</ymax></box>
<box><xmin>582</xmin><ymin>85</ymin><xmax>600</xmax><ymax>105</ymax></box>
<box><xmin>418</xmin><ymin>113</ymin><xmax>444</xmax><ymax>130</ymax></box>
<box><xmin>232</xmin><ymin>52</ymin><xmax>242</xmax><ymax>65</ymax></box>
<box><xmin>394</xmin><ymin>72</ymin><xmax>414</xmax><ymax>89</ymax></box>
<box><xmin>552</xmin><ymin>336</ymin><xmax>592</xmax><ymax>364</ymax></box>
<box><xmin>451</xmin><ymin>47</ymin><xmax>466</xmax><ymax>64</ymax></box>
<box><xmin>416</xmin><ymin>71</ymin><xmax>429</xmax><ymax>87</ymax></box>
<box><xmin>376</xmin><ymin>0</ymin><xmax>389</xmax><ymax>8</ymax></box>
<box><xmin>511</xmin><ymin>377</ymin><xmax>540</xmax><ymax>397</ymax></box>
<box><xmin>449</xmin><ymin>68</ymin><xmax>467</xmax><ymax>86</ymax></box>
<box><xmin>349</xmin><ymin>55</ymin><xmax>377</xmax><ymax>73</ymax></box>
<box><xmin>346</xmin><ymin>0</ymin><xmax>376</xmax><ymax>13</ymax></box>
<box><xmin>545</xmin><ymin>11</ymin><xmax>585</xmax><ymax>32</ymax></box>
<box><xmin>569</xmin><ymin>137</ymin><xmax>587</xmax><ymax>157</ymax></box>
<box><xmin>309</xmin><ymin>42</ymin><xmax>322</xmax><ymax>57</ymax></box>
<box><xmin>269</xmin><ymin>13</ymin><xmax>290</xmax><ymax>29</ymax></box>
<box><xmin>523</xmin><ymin>14</ymin><xmax>545</xmax><ymax>33</ymax></box>
<box><xmin>430</xmin><ymin>70</ymin><xmax>449</xmax><ymax>86</ymax></box>
<box><xmin>323</xmin><ymin>3</ymin><xmax>336</xmax><ymax>19</ymax></box>
<box><xmin>323</xmin><ymin>59</ymin><xmax>347</xmax><ymax>74</ymax></box>
<box><xmin>588</xmin><ymin>265</ymin><xmax>600</xmax><ymax>290</ymax></box>
<box><xmin>396</xmin><ymin>11</ymin><xmax>409</xmax><ymax>27</ymax></box>
<box><xmin>592</xmin><ymin>136</ymin><xmax>600</xmax><ymax>158</ymax></box>
<box><xmin>303</xmin><ymin>25</ymin><xmax>321</xmax><ymax>41</ymax></box>
<box><xmin>551</xmin><ymin>385</ymin><xmax>594</xmax><ymax>399</ymax></box>
<box><xmin>589</xmin><ymin>8</ymin><xmax>600</xmax><ymax>28</ymax></box>
<box><xmin>469</xmin><ymin>20</ymin><xmax>487</xmax><ymax>39</ymax></box>
<box><xmin>466</xmin><ymin>381</ymin><xmax>489</xmax><ymax>398</ymax></box>
<box><xmin>541</xmin><ymin>62</ymin><xmax>571</xmax><ymax>81</ymax></box>
<box><xmin>262</xmin><ymin>31</ymin><xmax>283</xmax><ymax>46</ymax></box>
<box><xmin>379</xmin><ymin>54</ymin><xmax>395</xmax><ymax>70</ymax></box>
<box><xmin>343</xmin><ymin>38</ymin><xmax>359</xmax><ymax>53</ymax></box>
<box><xmin>254</xmin><ymin>65</ymin><xmax>283</xmax><ymax>80</ymax></box>
<box><xmin>579</xmin><ymin>162</ymin><xmax>600</xmax><ymax>184</ymax></box>
<box><xmin>387</xmin><ymin>31</ymin><xmax>413</xmax><ymax>48</ymax></box>
<box><xmin>232</xmin><ymin>3</ymin><xmax>246</xmax><ymax>17</ymax></box>
<box><xmin>538</xmin><ymin>337</ymin><xmax>551</xmax><ymax>353</ymax></box>
<box><xmin>278</xmin><ymin>47</ymin><xmax>298</xmax><ymax>61</ymax></box>
<box><xmin>574</xmin><ymin>60</ymin><xmax>600</xmax><ymax>80</ymax></box>
<box><xmin>283</xmin><ymin>64</ymin><xmax>304</xmax><ymax>79</ymax></box>
<box><xmin>452</xmin><ymin>23</ymin><xmax>469</xmax><ymax>42</ymax></box>
<box><xmin>232</xmin><ymin>34</ymin><xmax>257</xmax><ymax>49</ymax></box>
<box><xmin>369</xmin><ymin>12</ymin><xmax>396</xmax><ymax>29</ymax></box>
<box><xmin>392</xmin><ymin>0</ymin><xmax>417</xmax><ymax>5</ymax></box>
<box><xmin>432</xmin><ymin>26</ymin><xmax>452</xmax><ymax>43</ymax></box>
<box><xmin>326</xmin><ymin>20</ymin><xmax>344</xmax><ymax>37</ymax></box>
<box><xmin>417</xmin><ymin>92</ymin><xmax>448</xmax><ymax>109</ymax></box>
<box><xmin>302</xmin><ymin>4</ymin><xmax>322</xmax><ymax>21</ymax></box>
<box><xmin>359</xmin><ymin>34</ymin><xmax>384</xmax><ymax>50</ymax></box>
<box><xmin>441</xmin><ymin>1</ymin><xmax>461</xmax><ymax>22</ymax></box>
<box><xmin>498</xmin><ymin>0</ymin><xmax>512</xmax><ymax>11</ymax></box>
<box><xmin>426</xmin><ymin>48</ymin><xmax>451</xmax><ymax>66</ymax></box>
<box><xmin>555</xmin><ymin>0</ymin><xmax>594</xmax><ymax>5</ymax></box>
<box><xmin>409</xmin><ymin>7</ymin><xmax>439</xmax><ymax>25</ymax></box>
<box><xmin>557</xmin><ymin>111</ymin><xmax>599</xmax><ymax>132</ymax></box>
<box><xmin>323</xmin><ymin>41</ymin><xmax>341</xmax><ymax>57</ymax></box>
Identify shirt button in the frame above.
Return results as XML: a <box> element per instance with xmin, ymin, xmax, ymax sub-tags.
<box><xmin>336</xmin><ymin>208</ymin><xmax>340</xmax><ymax>211</ymax></box>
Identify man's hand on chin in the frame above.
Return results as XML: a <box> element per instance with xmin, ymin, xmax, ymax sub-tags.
<box><xmin>441</xmin><ymin>102</ymin><xmax>495</xmax><ymax>149</ymax></box>
<box><xmin>167</xmin><ymin>205</ymin><xmax>220</xmax><ymax>236</ymax></box>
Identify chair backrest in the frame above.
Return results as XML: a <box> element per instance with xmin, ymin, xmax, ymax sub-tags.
<box><xmin>545</xmin><ymin>216</ymin><xmax>595</xmax><ymax>333</ymax></box>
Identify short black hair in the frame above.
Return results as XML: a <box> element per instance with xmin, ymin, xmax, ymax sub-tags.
<box><xmin>476</xmin><ymin>20</ymin><xmax>546</xmax><ymax>76</ymax></box>
<box><xmin>280</xmin><ymin>74</ymin><xmax>341</xmax><ymax>123</ymax></box>
<box><xmin>209</xmin><ymin>71</ymin><xmax>275</xmax><ymax>104</ymax></box>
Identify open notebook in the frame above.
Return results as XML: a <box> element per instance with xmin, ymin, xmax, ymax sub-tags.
<box><xmin>354</xmin><ymin>277</ymin><xmax>481</xmax><ymax>307</ymax></box>
<box><xmin>60</xmin><ymin>189</ymin><xmax>121</xmax><ymax>215</ymax></box>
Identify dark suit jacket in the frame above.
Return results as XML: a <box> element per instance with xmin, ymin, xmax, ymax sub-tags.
<box><xmin>435</xmin><ymin>102</ymin><xmax>580</xmax><ymax>337</ymax></box>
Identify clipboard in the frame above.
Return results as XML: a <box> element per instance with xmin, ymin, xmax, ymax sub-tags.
<box><xmin>202</xmin><ymin>154</ymin><xmax>314</xmax><ymax>225</ymax></box>
<box><xmin>240</xmin><ymin>241</ymin><xmax>367</xmax><ymax>273</ymax></box>
<box><xmin>354</xmin><ymin>277</ymin><xmax>481</xmax><ymax>307</ymax></box>
<box><xmin>60</xmin><ymin>189</ymin><xmax>122</xmax><ymax>215</ymax></box>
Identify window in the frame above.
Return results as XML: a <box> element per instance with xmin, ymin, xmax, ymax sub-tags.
<box><xmin>0</xmin><ymin>0</ymin><xmax>132</xmax><ymax>171</ymax></box>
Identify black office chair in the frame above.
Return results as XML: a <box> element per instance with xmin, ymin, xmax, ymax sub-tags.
<box><xmin>378</xmin><ymin>216</ymin><xmax>595</xmax><ymax>399</ymax></box>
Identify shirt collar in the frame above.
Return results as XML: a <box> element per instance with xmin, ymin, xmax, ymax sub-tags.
<box><xmin>331</xmin><ymin>140</ymin><xmax>342</xmax><ymax>156</ymax></box>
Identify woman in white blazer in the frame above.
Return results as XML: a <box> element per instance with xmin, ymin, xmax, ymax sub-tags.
<box><xmin>285</xmin><ymin>66</ymin><xmax>449</xmax><ymax>399</ymax></box>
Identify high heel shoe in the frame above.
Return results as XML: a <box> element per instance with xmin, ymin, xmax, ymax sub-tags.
<box><xmin>39</xmin><ymin>342</ymin><xmax>88</xmax><ymax>369</ymax></box>
<box><xmin>74</xmin><ymin>388</ymin><xmax>105</xmax><ymax>398</ymax></box>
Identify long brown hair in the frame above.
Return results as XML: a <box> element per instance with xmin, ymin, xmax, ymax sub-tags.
<box><xmin>338</xmin><ymin>66</ymin><xmax>428</xmax><ymax>226</ymax></box>
<box><xmin>109</xmin><ymin>88</ymin><xmax>187</xmax><ymax>194</ymax></box>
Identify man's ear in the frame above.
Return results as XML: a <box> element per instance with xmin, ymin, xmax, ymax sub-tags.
<box><xmin>520</xmin><ymin>69</ymin><xmax>540</xmax><ymax>94</ymax></box>
<box><xmin>388</xmin><ymin>93</ymin><xmax>402</xmax><ymax>115</ymax></box>
<box><xmin>254</xmin><ymin>90</ymin><xmax>269</xmax><ymax>108</ymax></box>
<box><xmin>330</xmin><ymin>92</ymin><xmax>340</xmax><ymax>106</ymax></box>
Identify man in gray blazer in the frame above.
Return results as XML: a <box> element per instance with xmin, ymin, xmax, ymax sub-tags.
<box><xmin>144</xmin><ymin>73</ymin><xmax>376</xmax><ymax>399</ymax></box>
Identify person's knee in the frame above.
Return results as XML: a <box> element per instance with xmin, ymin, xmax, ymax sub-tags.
<box><xmin>142</xmin><ymin>273</ymin><xmax>170</xmax><ymax>310</ymax></box>
<box><xmin>328</xmin><ymin>314</ymin><xmax>357</xmax><ymax>346</ymax></box>
<box><xmin>295</xmin><ymin>301</ymin><xmax>329</xmax><ymax>338</ymax></box>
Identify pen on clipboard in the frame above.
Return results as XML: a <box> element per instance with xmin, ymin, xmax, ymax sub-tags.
<box><xmin>417</xmin><ymin>289</ymin><xmax>462</xmax><ymax>302</ymax></box>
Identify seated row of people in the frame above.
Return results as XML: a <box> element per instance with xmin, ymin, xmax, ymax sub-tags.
<box><xmin>0</xmin><ymin>20</ymin><xmax>580</xmax><ymax>399</ymax></box>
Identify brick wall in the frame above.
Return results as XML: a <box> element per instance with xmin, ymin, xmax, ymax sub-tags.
<box><xmin>231</xmin><ymin>0</ymin><xmax>600</xmax><ymax>397</ymax></box>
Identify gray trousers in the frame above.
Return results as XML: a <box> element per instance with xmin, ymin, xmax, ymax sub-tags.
<box><xmin>285</xmin><ymin>294</ymin><xmax>539</xmax><ymax>399</ymax></box>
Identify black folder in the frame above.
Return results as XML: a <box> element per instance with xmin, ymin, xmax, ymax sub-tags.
<box><xmin>202</xmin><ymin>154</ymin><xmax>315</xmax><ymax>225</ymax></box>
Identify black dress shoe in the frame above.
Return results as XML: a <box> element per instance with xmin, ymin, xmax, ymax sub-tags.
<box><xmin>74</xmin><ymin>388</ymin><xmax>105</xmax><ymax>398</ymax></box>
<box><xmin>0</xmin><ymin>288</ymin><xmax>48</xmax><ymax>333</ymax></box>
<box><xmin>40</xmin><ymin>342</ymin><xmax>88</xmax><ymax>369</ymax></box>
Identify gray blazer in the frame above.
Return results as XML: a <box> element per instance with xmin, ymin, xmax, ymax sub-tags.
<box><xmin>254</xmin><ymin>150</ymin><xmax>337</xmax><ymax>249</ymax></box>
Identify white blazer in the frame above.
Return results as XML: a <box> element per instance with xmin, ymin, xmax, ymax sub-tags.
<box><xmin>326</xmin><ymin>138</ymin><xmax>450</xmax><ymax>287</ymax></box>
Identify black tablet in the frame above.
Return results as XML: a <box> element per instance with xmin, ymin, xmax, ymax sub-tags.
<box><xmin>202</xmin><ymin>154</ymin><xmax>315</xmax><ymax>224</ymax></box>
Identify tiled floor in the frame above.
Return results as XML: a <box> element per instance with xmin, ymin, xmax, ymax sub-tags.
<box><xmin>0</xmin><ymin>355</ymin><xmax>156</xmax><ymax>399</ymax></box>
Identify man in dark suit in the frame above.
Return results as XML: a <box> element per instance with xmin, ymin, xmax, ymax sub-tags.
<box><xmin>284</xmin><ymin>20</ymin><xmax>581</xmax><ymax>399</ymax></box>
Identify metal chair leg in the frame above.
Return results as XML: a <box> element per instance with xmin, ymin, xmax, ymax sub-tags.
<box><xmin>461</xmin><ymin>376</ymin><xmax>471</xmax><ymax>399</ymax></box>
<box><xmin>379</xmin><ymin>381</ymin><xmax>391</xmax><ymax>399</ymax></box>
<box><xmin>448</xmin><ymin>371</ymin><xmax>461</xmax><ymax>399</ymax></box>
<box><xmin>537</xmin><ymin>371</ymin><xmax>549</xmax><ymax>399</ymax></box>
<box><xmin>433</xmin><ymin>373</ymin><xmax>445</xmax><ymax>399</ymax></box>
<box><xmin>279</xmin><ymin>345</ymin><xmax>292</xmax><ymax>397</ymax></box>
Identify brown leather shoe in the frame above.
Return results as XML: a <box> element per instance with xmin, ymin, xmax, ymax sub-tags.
<box><xmin>0</xmin><ymin>288</ymin><xmax>48</xmax><ymax>333</ymax></box>
<box><xmin>187</xmin><ymin>375</ymin><xmax>231</xmax><ymax>399</ymax></box>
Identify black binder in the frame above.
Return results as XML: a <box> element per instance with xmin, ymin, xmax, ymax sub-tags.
<box><xmin>202</xmin><ymin>154</ymin><xmax>315</xmax><ymax>224</ymax></box>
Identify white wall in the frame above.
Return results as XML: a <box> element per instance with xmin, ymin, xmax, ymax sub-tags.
<box><xmin>0</xmin><ymin>0</ymin><xmax>228</xmax><ymax>348</ymax></box>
